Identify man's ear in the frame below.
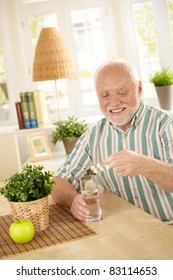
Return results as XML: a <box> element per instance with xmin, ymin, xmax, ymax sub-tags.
<box><xmin>138</xmin><ymin>81</ymin><xmax>142</xmax><ymax>97</ymax></box>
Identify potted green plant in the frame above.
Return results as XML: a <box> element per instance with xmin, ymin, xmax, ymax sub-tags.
<box><xmin>0</xmin><ymin>164</ymin><xmax>55</xmax><ymax>231</ymax></box>
<box><xmin>51</xmin><ymin>115</ymin><xmax>88</xmax><ymax>155</ymax></box>
<box><xmin>149</xmin><ymin>66</ymin><xmax>173</xmax><ymax>110</ymax></box>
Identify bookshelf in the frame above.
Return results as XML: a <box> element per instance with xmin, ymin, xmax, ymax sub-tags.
<box><xmin>16</xmin><ymin>90</ymin><xmax>49</xmax><ymax>130</ymax></box>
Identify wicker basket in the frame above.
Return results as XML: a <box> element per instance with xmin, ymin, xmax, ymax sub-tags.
<box><xmin>10</xmin><ymin>196</ymin><xmax>49</xmax><ymax>232</ymax></box>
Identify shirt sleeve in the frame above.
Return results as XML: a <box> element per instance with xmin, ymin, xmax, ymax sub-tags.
<box><xmin>160</xmin><ymin>118</ymin><xmax>173</xmax><ymax>163</ymax></box>
<box><xmin>56</xmin><ymin>129</ymin><xmax>93</xmax><ymax>189</ymax></box>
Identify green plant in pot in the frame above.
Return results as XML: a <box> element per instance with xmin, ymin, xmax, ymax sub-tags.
<box><xmin>51</xmin><ymin>115</ymin><xmax>88</xmax><ymax>155</ymax></box>
<box><xmin>149</xmin><ymin>66</ymin><xmax>173</xmax><ymax>110</ymax></box>
<box><xmin>0</xmin><ymin>164</ymin><xmax>55</xmax><ymax>231</ymax></box>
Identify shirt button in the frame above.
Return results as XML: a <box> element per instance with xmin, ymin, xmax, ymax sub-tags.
<box><xmin>135</xmin><ymin>195</ymin><xmax>138</xmax><ymax>199</ymax></box>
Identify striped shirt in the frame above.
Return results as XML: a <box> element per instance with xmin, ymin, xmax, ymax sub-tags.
<box><xmin>57</xmin><ymin>100</ymin><xmax>173</xmax><ymax>223</ymax></box>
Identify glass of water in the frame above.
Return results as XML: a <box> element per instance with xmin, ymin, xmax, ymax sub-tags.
<box><xmin>79</xmin><ymin>174</ymin><xmax>102</xmax><ymax>222</ymax></box>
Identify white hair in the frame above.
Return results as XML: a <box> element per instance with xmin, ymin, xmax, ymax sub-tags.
<box><xmin>94</xmin><ymin>59</ymin><xmax>140</xmax><ymax>86</ymax></box>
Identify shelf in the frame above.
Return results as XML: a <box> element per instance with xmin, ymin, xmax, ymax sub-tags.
<box><xmin>24</xmin><ymin>151</ymin><xmax>66</xmax><ymax>174</ymax></box>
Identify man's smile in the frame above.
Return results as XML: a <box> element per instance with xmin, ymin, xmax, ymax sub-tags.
<box><xmin>110</xmin><ymin>107</ymin><xmax>125</xmax><ymax>114</ymax></box>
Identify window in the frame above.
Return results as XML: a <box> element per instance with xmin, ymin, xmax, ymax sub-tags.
<box><xmin>132</xmin><ymin>1</ymin><xmax>160</xmax><ymax>80</ymax></box>
<box><xmin>23</xmin><ymin>0</ymin><xmax>113</xmax><ymax>122</ymax></box>
<box><xmin>120</xmin><ymin>0</ymin><xmax>173</xmax><ymax>106</ymax></box>
<box><xmin>70</xmin><ymin>7</ymin><xmax>106</xmax><ymax>115</ymax></box>
<box><xmin>131</xmin><ymin>0</ymin><xmax>160</xmax><ymax>103</ymax></box>
<box><xmin>0</xmin><ymin>42</ymin><xmax>9</xmax><ymax>122</ymax></box>
<box><xmin>1</xmin><ymin>0</ymin><xmax>173</xmax><ymax>126</ymax></box>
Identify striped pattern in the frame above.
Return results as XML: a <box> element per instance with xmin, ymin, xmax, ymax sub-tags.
<box><xmin>57</xmin><ymin>101</ymin><xmax>173</xmax><ymax>223</ymax></box>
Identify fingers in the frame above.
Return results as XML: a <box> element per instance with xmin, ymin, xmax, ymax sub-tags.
<box><xmin>103</xmin><ymin>154</ymin><xmax>123</xmax><ymax>170</ymax></box>
<box><xmin>70</xmin><ymin>193</ymin><xmax>89</xmax><ymax>221</ymax></box>
<box><xmin>103</xmin><ymin>149</ymin><xmax>125</xmax><ymax>166</ymax></box>
<box><xmin>103</xmin><ymin>149</ymin><xmax>139</xmax><ymax>176</ymax></box>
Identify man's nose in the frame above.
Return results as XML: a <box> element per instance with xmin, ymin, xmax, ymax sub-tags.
<box><xmin>108</xmin><ymin>93</ymin><xmax>121</xmax><ymax>106</ymax></box>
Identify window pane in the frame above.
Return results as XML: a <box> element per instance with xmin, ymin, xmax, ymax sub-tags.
<box><xmin>0</xmin><ymin>42</ymin><xmax>9</xmax><ymax>122</ymax></box>
<box><xmin>132</xmin><ymin>1</ymin><xmax>160</xmax><ymax>103</ymax></box>
<box><xmin>167</xmin><ymin>0</ymin><xmax>173</xmax><ymax>45</ymax></box>
<box><xmin>132</xmin><ymin>1</ymin><xmax>160</xmax><ymax>81</ymax></box>
<box><xmin>71</xmin><ymin>7</ymin><xmax>106</xmax><ymax>115</ymax></box>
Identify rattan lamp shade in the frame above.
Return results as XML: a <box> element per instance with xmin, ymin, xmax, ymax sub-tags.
<box><xmin>33</xmin><ymin>27</ymin><xmax>75</xmax><ymax>81</ymax></box>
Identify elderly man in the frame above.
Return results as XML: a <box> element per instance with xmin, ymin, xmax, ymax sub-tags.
<box><xmin>51</xmin><ymin>60</ymin><xmax>173</xmax><ymax>224</ymax></box>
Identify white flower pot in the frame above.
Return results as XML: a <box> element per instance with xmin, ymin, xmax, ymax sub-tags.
<box><xmin>155</xmin><ymin>85</ymin><xmax>173</xmax><ymax>111</ymax></box>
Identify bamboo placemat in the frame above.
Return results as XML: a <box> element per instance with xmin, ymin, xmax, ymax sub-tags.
<box><xmin>0</xmin><ymin>204</ymin><xmax>96</xmax><ymax>259</ymax></box>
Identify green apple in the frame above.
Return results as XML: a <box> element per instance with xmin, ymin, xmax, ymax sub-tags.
<box><xmin>9</xmin><ymin>219</ymin><xmax>35</xmax><ymax>244</ymax></box>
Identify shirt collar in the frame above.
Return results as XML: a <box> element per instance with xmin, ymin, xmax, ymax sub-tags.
<box><xmin>133</xmin><ymin>99</ymin><xmax>146</xmax><ymax>126</ymax></box>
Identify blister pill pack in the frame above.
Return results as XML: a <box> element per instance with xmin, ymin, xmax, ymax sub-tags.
<box><xmin>90</xmin><ymin>163</ymin><xmax>109</xmax><ymax>174</ymax></box>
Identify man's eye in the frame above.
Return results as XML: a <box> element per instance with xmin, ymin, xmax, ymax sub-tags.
<box><xmin>118</xmin><ymin>90</ymin><xmax>127</xmax><ymax>95</ymax></box>
<box><xmin>101</xmin><ymin>92</ymin><xmax>109</xmax><ymax>97</ymax></box>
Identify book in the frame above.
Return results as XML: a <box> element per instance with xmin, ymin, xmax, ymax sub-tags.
<box><xmin>15</xmin><ymin>101</ymin><xmax>25</xmax><ymax>129</ymax></box>
<box><xmin>20</xmin><ymin>92</ymin><xmax>31</xmax><ymax>129</ymax></box>
<box><xmin>26</xmin><ymin>91</ymin><xmax>38</xmax><ymax>128</ymax></box>
<box><xmin>32</xmin><ymin>90</ymin><xmax>49</xmax><ymax>127</ymax></box>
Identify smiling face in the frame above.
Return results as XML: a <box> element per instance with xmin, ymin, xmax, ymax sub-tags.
<box><xmin>95</xmin><ymin>63</ymin><xmax>142</xmax><ymax>131</ymax></box>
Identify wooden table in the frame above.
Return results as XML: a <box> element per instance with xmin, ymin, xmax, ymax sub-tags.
<box><xmin>1</xmin><ymin>183</ymin><xmax>173</xmax><ymax>260</ymax></box>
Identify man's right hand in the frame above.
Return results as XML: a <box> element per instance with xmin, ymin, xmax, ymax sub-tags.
<box><xmin>70</xmin><ymin>193</ymin><xmax>89</xmax><ymax>221</ymax></box>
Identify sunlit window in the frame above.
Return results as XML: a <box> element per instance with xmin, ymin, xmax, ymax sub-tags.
<box><xmin>0</xmin><ymin>42</ymin><xmax>9</xmax><ymax>122</ymax></box>
<box><xmin>28</xmin><ymin>6</ymin><xmax>107</xmax><ymax>121</ymax></box>
<box><xmin>131</xmin><ymin>1</ymin><xmax>161</xmax><ymax>104</ymax></box>
<box><xmin>167</xmin><ymin>0</ymin><xmax>173</xmax><ymax>45</ymax></box>
<box><xmin>1</xmin><ymin>0</ymin><xmax>173</xmax><ymax>125</ymax></box>
<box><xmin>132</xmin><ymin>1</ymin><xmax>160</xmax><ymax>82</ymax></box>
<box><xmin>71</xmin><ymin>7</ymin><xmax>106</xmax><ymax>115</ymax></box>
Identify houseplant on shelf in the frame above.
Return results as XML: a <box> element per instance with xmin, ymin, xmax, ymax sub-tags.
<box><xmin>0</xmin><ymin>164</ymin><xmax>55</xmax><ymax>232</ymax></box>
<box><xmin>51</xmin><ymin>115</ymin><xmax>88</xmax><ymax>155</ymax></box>
<box><xmin>149</xmin><ymin>66</ymin><xmax>173</xmax><ymax>110</ymax></box>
